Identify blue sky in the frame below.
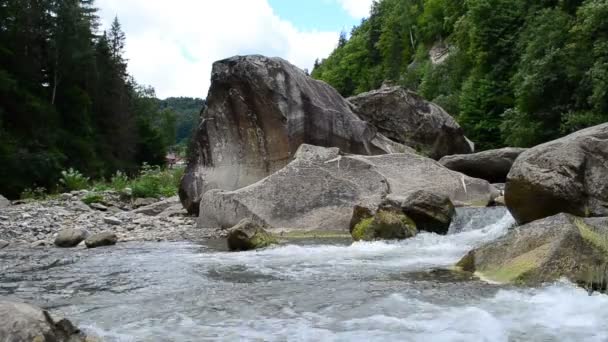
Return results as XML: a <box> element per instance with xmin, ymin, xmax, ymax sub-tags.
<box><xmin>97</xmin><ymin>0</ymin><xmax>373</xmax><ymax>98</ymax></box>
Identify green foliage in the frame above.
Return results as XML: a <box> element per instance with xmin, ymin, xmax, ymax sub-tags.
<box><xmin>59</xmin><ymin>168</ymin><xmax>90</xmax><ymax>191</ymax></box>
<box><xmin>110</xmin><ymin>171</ymin><xmax>129</xmax><ymax>191</ymax></box>
<box><xmin>312</xmin><ymin>0</ymin><xmax>608</xmax><ymax>150</ymax></box>
<box><xmin>20</xmin><ymin>187</ymin><xmax>48</xmax><ymax>200</ymax></box>
<box><xmin>82</xmin><ymin>193</ymin><xmax>104</xmax><ymax>205</ymax></box>
<box><xmin>130</xmin><ymin>164</ymin><xmax>183</xmax><ymax>199</ymax></box>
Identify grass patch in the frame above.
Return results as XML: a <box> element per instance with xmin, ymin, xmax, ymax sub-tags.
<box><xmin>82</xmin><ymin>193</ymin><xmax>104</xmax><ymax>205</ymax></box>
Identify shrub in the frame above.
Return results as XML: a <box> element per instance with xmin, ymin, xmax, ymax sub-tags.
<box><xmin>110</xmin><ymin>171</ymin><xmax>129</xmax><ymax>191</ymax></box>
<box><xmin>59</xmin><ymin>168</ymin><xmax>89</xmax><ymax>192</ymax></box>
<box><xmin>20</xmin><ymin>187</ymin><xmax>48</xmax><ymax>200</ymax></box>
<box><xmin>130</xmin><ymin>164</ymin><xmax>184</xmax><ymax>199</ymax></box>
<box><xmin>82</xmin><ymin>193</ymin><xmax>104</xmax><ymax>205</ymax></box>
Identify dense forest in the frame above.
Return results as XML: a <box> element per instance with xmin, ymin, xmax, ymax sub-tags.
<box><xmin>159</xmin><ymin>97</ymin><xmax>205</xmax><ymax>155</ymax></box>
<box><xmin>0</xmin><ymin>0</ymin><xmax>201</xmax><ymax>198</ymax></box>
<box><xmin>312</xmin><ymin>0</ymin><xmax>608</xmax><ymax>150</ymax></box>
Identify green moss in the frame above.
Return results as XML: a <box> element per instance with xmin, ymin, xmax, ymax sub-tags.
<box><xmin>82</xmin><ymin>193</ymin><xmax>104</xmax><ymax>205</ymax></box>
<box><xmin>352</xmin><ymin>217</ymin><xmax>374</xmax><ymax>241</ymax></box>
<box><xmin>279</xmin><ymin>231</ymin><xmax>352</xmax><ymax>239</ymax></box>
<box><xmin>575</xmin><ymin>218</ymin><xmax>608</xmax><ymax>255</ymax></box>
<box><xmin>351</xmin><ymin>211</ymin><xmax>417</xmax><ymax>241</ymax></box>
<box><xmin>250</xmin><ymin>230</ymin><xmax>278</xmax><ymax>249</ymax></box>
<box><xmin>455</xmin><ymin>251</ymin><xmax>476</xmax><ymax>272</ymax></box>
<box><xmin>479</xmin><ymin>243</ymin><xmax>551</xmax><ymax>283</ymax></box>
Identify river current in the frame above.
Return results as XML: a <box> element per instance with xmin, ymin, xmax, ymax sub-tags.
<box><xmin>1</xmin><ymin>207</ymin><xmax>607</xmax><ymax>341</ymax></box>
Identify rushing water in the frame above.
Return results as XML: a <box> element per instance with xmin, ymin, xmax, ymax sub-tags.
<box><xmin>2</xmin><ymin>207</ymin><xmax>608</xmax><ymax>341</ymax></box>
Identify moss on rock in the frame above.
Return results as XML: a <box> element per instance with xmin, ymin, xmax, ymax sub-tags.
<box><xmin>351</xmin><ymin>210</ymin><xmax>417</xmax><ymax>241</ymax></box>
<box><xmin>227</xmin><ymin>219</ymin><xmax>278</xmax><ymax>251</ymax></box>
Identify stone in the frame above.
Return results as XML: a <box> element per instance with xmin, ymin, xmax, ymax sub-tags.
<box><xmin>348</xmin><ymin>85</ymin><xmax>472</xmax><ymax>159</ymax></box>
<box><xmin>0</xmin><ymin>195</ymin><xmax>10</xmax><ymax>208</ymax></box>
<box><xmin>382</xmin><ymin>191</ymin><xmax>456</xmax><ymax>235</ymax></box>
<box><xmin>199</xmin><ymin>144</ymin><xmax>497</xmax><ymax>231</ymax></box>
<box><xmin>492</xmin><ymin>196</ymin><xmax>506</xmax><ymax>207</ymax></box>
<box><xmin>180</xmin><ymin>55</ymin><xmax>411</xmax><ymax>214</ymax></box>
<box><xmin>505</xmin><ymin>123</ymin><xmax>608</xmax><ymax>224</ymax></box>
<box><xmin>133</xmin><ymin>196</ymin><xmax>180</xmax><ymax>216</ymax></box>
<box><xmin>226</xmin><ymin>219</ymin><xmax>278</xmax><ymax>251</ymax></box>
<box><xmin>85</xmin><ymin>232</ymin><xmax>117</xmax><ymax>248</ymax></box>
<box><xmin>103</xmin><ymin>216</ymin><xmax>122</xmax><ymax>225</ymax></box>
<box><xmin>31</xmin><ymin>240</ymin><xmax>49</xmax><ymax>248</ymax></box>
<box><xmin>349</xmin><ymin>205</ymin><xmax>374</xmax><ymax>232</ymax></box>
<box><xmin>439</xmin><ymin>147</ymin><xmax>527</xmax><ymax>183</ymax></box>
<box><xmin>89</xmin><ymin>203</ymin><xmax>108</xmax><ymax>211</ymax></box>
<box><xmin>54</xmin><ymin>228</ymin><xmax>88</xmax><ymax>248</ymax></box>
<box><xmin>133</xmin><ymin>197</ymin><xmax>157</xmax><ymax>208</ymax></box>
<box><xmin>0</xmin><ymin>240</ymin><xmax>8</xmax><ymax>249</ymax></box>
<box><xmin>456</xmin><ymin>214</ymin><xmax>608</xmax><ymax>290</ymax></box>
<box><xmin>0</xmin><ymin>300</ymin><xmax>90</xmax><ymax>341</ymax></box>
<box><xmin>351</xmin><ymin>209</ymin><xmax>417</xmax><ymax>241</ymax></box>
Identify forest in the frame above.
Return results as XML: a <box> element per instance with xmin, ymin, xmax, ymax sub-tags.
<box><xmin>0</xmin><ymin>0</ymin><xmax>201</xmax><ymax>198</ymax></box>
<box><xmin>312</xmin><ymin>0</ymin><xmax>608</xmax><ymax>150</ymax></box>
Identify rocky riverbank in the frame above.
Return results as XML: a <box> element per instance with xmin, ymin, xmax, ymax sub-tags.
<box><xmin>0</xmin><ymin>191</ymin><xmax>210</xmax><ymax>250</ymax></box>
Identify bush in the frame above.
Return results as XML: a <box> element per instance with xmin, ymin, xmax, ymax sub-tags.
<box><xmin>20</xmin><ymin>187</ymin><xmax>48</xmax><ymax>200</ymax></box>
<box><xmin>110</xmin><ymin>171</ymin><xmax>129</xmax><ymax>190</ymax></box>
<box><xmin>82</xmin><ymin>193</ymin><xmax>104</xmax><ymax>205</ymax></box>
<box><xmin>59</xmin><ymin>168</ymin><xmax>89</xmax><ymax>192</ymax></box>
<box><xmin>130</xmin><ymin>164</ymin><xmax>183</xmax><ymax>199</ymax></box>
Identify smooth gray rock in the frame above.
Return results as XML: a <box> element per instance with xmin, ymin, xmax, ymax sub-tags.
<box><xmin>0</xmin><ymin>300</ymin><xmax>90</xmax><ymax>341</ymax></box>
<box><xmin>133</xmin><ymin>196</ymin><xmax>180</xmax><ymax>216</ymax></box>
<box><xmin>54</xmin><ymin>228</ymin><xmax>88</xmax><ymax>248</ymax></box>
<box><xmin>198</xmin><ymin>144</ymin><xmax>497</xmax><ymax>231</ymax></box>
<box><xmin>180</xmin><ymin>55</ymin><xmax>410</xmax><ymax>214</ymax></box>
<box><xmin>133</xmin><ymin>197</ymin><xmax>157</xmax><ymax>208</ymax></box>
<box><xmin>103</xmin><ymin>216</ymin><xmax>122</xmax><ymax>225</ymax></box>
<box><xmin>85</xmin><ymin>232</ymin><xmax>117</xmax><ymax>248</ymax></box>
<box><xmin>226</xmin><ymin>219</ymin><xmax>278</xmax><ymax>251</ymax></box>
<box><xmin>89</xmin><ymin>203</ymin><xmax>108</xmax><ymax>211</ymax></box>
<box><xmin>382</xmin><ymin>191</ymin><xmax>455</xmax><ymax>235</ymax></box>
<box><xmin>506</xmin><ymin>123</ymin><xmax>608</xmax><ymax>224</ymax></box>
<box><xmin>0</xmin><ymin>195</ymin><xmax>10</xmax><ymax>208</ymax></box>
<box><xmin>348</xmin><ymin>85</ymin><xmax>473</xmax><ymax>159</ymax></box>
<box><xmin>439</xmin><ymin>147</ymin><xmax>527</xmax><ymax>183</ymax></box>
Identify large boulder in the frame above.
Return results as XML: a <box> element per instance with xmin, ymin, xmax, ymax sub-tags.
<box><xmin>198</xmin><ymin>144</ymin><xmax>498</xmax><ymax>231</ymax></box>
<box><xmin>0</xmin><ymin>300</ymin><xmax>91</xmax><ymax>341</ymax></box>
<box><xmin>54</xmin><ymin>228</ymin><xmax>88</xmax><ymax>248</ymax></box>
<box><xmin>439</xmin><ymin>147</ymin><xmax>527</xmax><ymax>183</ymax></box>
<box><xmin>226</xmin><ymin>219</ymin><xmax>278</xmax><ymax>251</ymax></box>
<box><xmin>180</xmin><ymin>55</ymin><xmax>409</xmax><ymax>214</ymax></box>
<box><xmin>505</xmin><ymin>123</ymin><xmax>608</xmax><ymax>224</ymax></box>
<box><xmin>456</xmin><ymin>214</ymin><xmax>608</xmax><ymax>290</ymax></box>
<box><xmin>348</xmin><ymin>85</ymin><xmax>473</xmax><ymax>159</ymax></box>
<box><xmin>382</xmin><ymin>191</ymin><xmax>455</xmax><ymax>235</ymax></box>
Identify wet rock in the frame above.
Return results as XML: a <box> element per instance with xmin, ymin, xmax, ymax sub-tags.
<box><xmin>349</xmin><ymin>205</ymin><xmax>375</xmax><ymax>232</ymax></box>
<box><xmin>199</xmin><ymin>144</ymin><xmax>497</xmax><ymax>231</ymax></box>
<box><xmin>54</xmin><ymin>228</ymin><xmax>88</xmax><ymax>248</ymax></box>
<box><xmin>89</xmin><ymin>203</ymin><xmax>108</xmax><ymax>211</ymax></box>
<box><xmin>133</xmin><ymin>196</ymin><xmax>180</xmax><ymax>216</ymax></box>
<box><xmin>506</xmin><ymin>123</ymin><xmax>608</xmax><ymax>224</ymax></box>
<box><xmin>492</xmin><ymin>196</ymin><xmax>506</xmax><ymax>207</ymax></box>
<box><xmin>0</xmin><ymin>240</ymin><xmax>8</xmax><ymax>249</ymax></box>
<box><xmin>180</xmin><ymin>55</ymin><xmax>409</xmax><ymax>215</ymax></box>
<box><xmin>0</xmin><ymin>195</ymin><xmax>10</xmax><ymax>208</ymax></box>
<box><xmin>227</xmin><ymin>219</ymin><xmax>278</xmax><ymax>251</ymax></box>
<box><xmin>0</xmin><ymin>300</ymin><xmax>90</xmax><ymax>341</ymax></box>
<box><xmin>382</xmin><ymin>191</ymin><xmax>455</xmax><ymax>235</ymax></box>
<box><xmin>348</xmin><ymin>85</ymin><xmax>472</xmax><ymax>159</ymax></box>
<box><xmin>456</xmin><ymin>214</ymin><xmax>608</xmax><ymax>288</ymax></box>
<box><xmin>439</xmin><ymin>147</ymin><xmax>527</xmax><ymax>183</ymax></box>
<box><xmin>351</xmin><ymin>209</ymin><xmax>417</xmax><ymax>241</ymax></box>
<box><xmin>85</xmin><ymin>232</ymin><xmax>117</xmax><ymax>248</ymax></box>
<box><xmin>103</xmin><ymin>216</ymin><xmax>122</xmax><ymax>225</ymax></box>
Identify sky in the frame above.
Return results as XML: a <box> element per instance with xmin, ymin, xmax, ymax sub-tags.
<box><xmin>96</xmin><ymin>0</ymin><xmax>374</xmax><ymax>99</ymax></box>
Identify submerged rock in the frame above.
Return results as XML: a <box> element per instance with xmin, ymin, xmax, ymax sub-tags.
<box><xmin>383</xmin><ymin>191</ymin><xmax>455</xmax><ymax>235</ymax></box>
<box><xmin>351</xmin><ymin>209</ymin><xmax>417</xmax><ymax>241</ymax></box>
<box><xmin>348</xmin><ymin>85</ymin><xmax>473</xmax><ymax>159</ymax></box>
<box><xmin>0</xmin><ymin>300</ymin><xmax>91</xmax><ymax>341</ymax></box>
<box><xmin>54</xmin><ymin>228</ymin><xmax>88</xmax><ymax>248</ymax></box>
<box><xmin>506</xmin><ymin>123</ymin><xmax>608</xmax><ymax>224</ymax></box>
<box><xmin>456</xmin><ymin>214</ymin><xmax>608</xmax><ymax>288</ymax></box>
<box><xmin>199</xmin><ymin>144</ymin><xmax>496</xmax><ymax>231</ymax></box>
<box><xmin>85</xmin><ymin>232</ymin><xmax>117</xmax><ymax>248</ymax></box>
<box><xmin>227</xmin><ymin>219</ymin><xmax>278</xmax><ymax>251</ymax></box>
<box><xmin>180</xmin><ymin>55</ymin><xmax>409</xmax><ymax>214</ymax></box>
<box><xmin>439</xmin><ymin>147</ymin><xmax>527</xmax><ymax>183</ymax></box>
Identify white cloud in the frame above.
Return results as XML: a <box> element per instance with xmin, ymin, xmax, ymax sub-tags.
<box><xmin>96</xmin><ymin>0</ymin><xmax>341</xmax><ymax>99</ymax></box>
<box><xmin>335</xmin><ymin>0</ymin><xmax>374</xmax><ymax>18</ymax></box>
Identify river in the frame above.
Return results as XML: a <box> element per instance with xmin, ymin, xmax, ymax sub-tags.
<box><xmin>1</xmin><ymin>207</ymin><xmax>607</xmax><ymax>341</ymax></box>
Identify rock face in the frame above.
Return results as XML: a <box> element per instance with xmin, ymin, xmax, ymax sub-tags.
<box><xmin>180</xmin><ymin>55</ymin><xmax>409</xmax><ymax>214</ymax></box>
<box><xmin>0</xmin><ymin>195</ymin><xmax>10</xmax><ymax>208</ymax></box>
<box><xmin>382</xmin><ymin>191</ymin><xmax>455</xmax><ymax>235</ymax></box>
<box><xmin>226</xmin><ymin>219</ymin><xmax>278</xmax><ymax>251</ymax></box>
<box><xmin>85</xmin><ymin>232</ymin><xmax>117</xmax><ymax>248</ymax></box>
<box><xmin>456</xmin><ymin>214</ymin><xmax>608</xmax><ymax>288</ymax></box>
<box><xmin>0</xmin><ymin>300</ymin><xmax>90</xmax><ymax>341</ymax></box>
<box><xmin>348</xmin><ymin>85</ymin><xmax>473</xmax><ymax>159</ymax></box>
<box><xmin>351</xmin><ymin>209</ymin><xmax>417</xmax><ymax>241</ymax></box>
<box><xmin>198</xmin><ymin>144</ymin><xmax>498</xmax><ymax>231</ymax></box>
<box><xmin>505</xmin><ymin>124</ymin><xmax>608</xmax><ymax>224</ymax></box>
<box><xmin>439</xmin><ymin>147</ymin><xmax>527</xmax><ymax>183</ymax></box>
<box><xmin>54</xmin><ymin>228</ymin><xmax>88</xmax><ymax>248</ymax></box>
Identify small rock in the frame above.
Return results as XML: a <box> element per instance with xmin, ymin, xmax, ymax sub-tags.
<box><xmin>133</xmin><ymin>197</ymin><xmax>157</xmax><ymax>208</ymax></box>
<box><xmin>85</xmin><ymin>232</ymin><xmax>118</xmax><ymax>248</ymax></box>
<box><xmin>55</xmin><ymin>228</ymin><xmax>89</xmax><ymax>248</ymax></box>
<box><xmin>0</xmin><ymin>195</ymin><xmax>10</xmax><ymax>208</ymax></box>
<box><xmin>89</xmin><ymin>203</ymin><xmax>108</xmax><ymax>211</ymax></box>
<box><xmin>31</xmin><ymin>240</ymin><xmax>49</xmax><ymax>248</ymax></box>
<box><xmin>227</xmin><ymin>219</ymin><xmax>278</xmax><ymax>251</ymax></box>
<box><xmin>60</xmin><ymin>193</ymin><xmax>73</xmax><ymax>201</ymax></box>
<box><xmin>492</xmin><ymin>196</ymin><xmax>506</xmax><ymax>207</ymax></box>
<box><xmin>22</xmin><ymin>213</ymin><xmax>32</xmax><ymax>219</ymax></box>
<box><xmin>103</xmin><ymin>216</ymin><xmax>122</xmax><ymax>226</ymax></box>
<box><xmin>351</xmin><ymin>209</ymin><xmax>417</xmax><ymax>241</ymax></box>
<box><xmin>0</xmin><ymin>215</ymin><xmax>8</xmax><ymax>221</ymax></box>
<box><xmin>0</xmin><ymin>240</ymin><xmax>8</xmax><ymax>249</ymax></box>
